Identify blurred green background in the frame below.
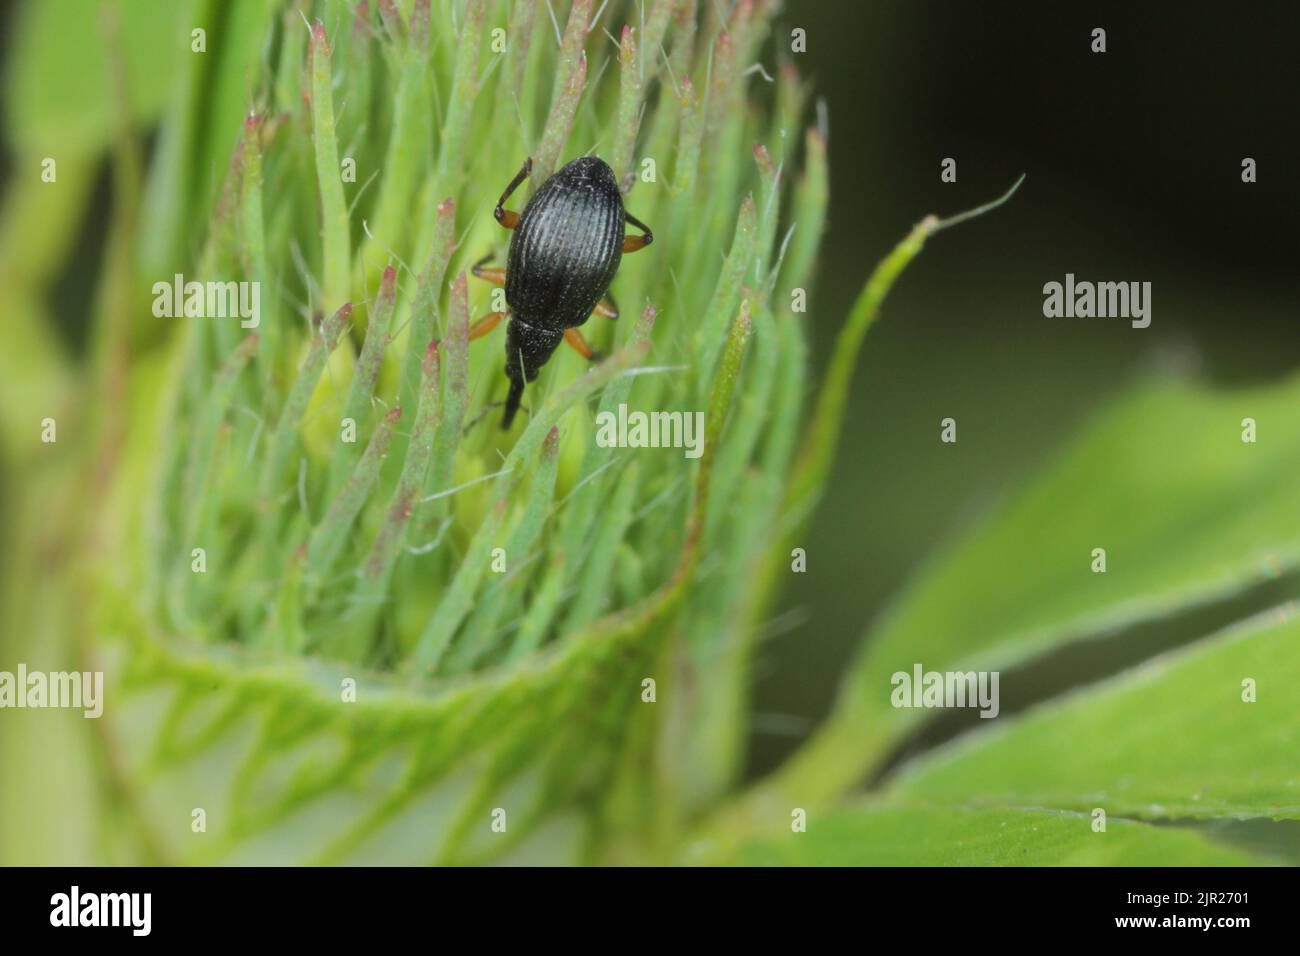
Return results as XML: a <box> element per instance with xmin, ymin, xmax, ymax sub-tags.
<box><xmin>749</xmin><ymin>0</ymin><xmax>1300</xmax><ymax>776</ymax></box>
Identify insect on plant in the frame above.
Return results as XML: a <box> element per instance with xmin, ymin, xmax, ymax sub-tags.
<box><xmin>469</xmin><ymin>155</ymin><xmax>654</xmax><ymax>428</ymax></box>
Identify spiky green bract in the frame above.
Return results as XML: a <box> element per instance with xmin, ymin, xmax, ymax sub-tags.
<box><xmin>63</xmin><ymin>0</ymin><xmax>950</xmax><ymax>865</ymax></box>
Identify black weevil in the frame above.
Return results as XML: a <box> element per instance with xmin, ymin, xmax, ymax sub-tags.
<box><xmin>469</xmin><ymin>155</ymin><xmax>654</xmax><ymax>428</ymax></box>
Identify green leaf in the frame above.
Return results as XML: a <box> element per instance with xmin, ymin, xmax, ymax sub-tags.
<box><xmin>309</xmin><ymin>20</ymin><xmax>352</xmax><ymax>315</ymax></box>
<box><xmin>889</xmin><ymin>608</ymin><xmax>1300</xmax><ymax>821</ymax></box>
<box><xmin>305</xmin><ymin>406</ymin><xmax>403</xmax><ymax>594</ymax></box>
<box><xmin>3</xmin><ymin>0</ymin><xmax>188</xmax><ymax>154</ymax></box>
<box><xmin>748</xmin><ymin>373</ymin><xmax>1300</xmax><ymax>812</ymax></box>
<box><xmin>727</xmin><ymin>804</ymin><xmax>1270</xmax><ymax>866</ymax></box>
<box><xmin>325</xmin><ymin>266</ymin><xmax>398</xmax><ymax>499</ymax></box>
<box><xmin>861</xmin><ymin>377</ymin><xmax>1300</xmax><ymax>674</ymax></box>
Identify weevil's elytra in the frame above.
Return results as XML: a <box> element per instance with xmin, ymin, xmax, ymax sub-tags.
<box><xmin>469</xmin><ymin>155</ymin><xmax>654</xmax><ymax>428</ymax></box>
<box><xmin>508</xmin><ymin>156</ymin><xmax>624</xmax><ymax>326</ymax></box>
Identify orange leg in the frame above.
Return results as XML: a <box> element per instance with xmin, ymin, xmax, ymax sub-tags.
<box><xmin>494</xmin><ymin>157</ymin><xmax>532</xmax><ymax>230</ymax></box>
<box><xmin>592</xmin><ymin>290</ymin><xmax>619</xmax><ymax>319</ymax></box>
<box><xmin>468</xmin><ymin>311</ymin><xmax>505</xmax><ymax>342</ymax></box>
<box><xmin>622</xmin><ymin>211</ymin><xmax>654</xmax><ymax>253</ymax></box>
<box><xmin>471</xmin><ymin>260</ymin><xmax>506</xmax><ymax>285</ymax></box>
<box><xmin>564</xmin><ymin>327</ymin><xmax>602</xmax><ymax>361</ymax></box>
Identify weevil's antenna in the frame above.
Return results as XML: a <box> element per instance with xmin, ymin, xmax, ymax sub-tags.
<box><xmin>463</xmin><ymin>401</ymin><xmax>506</xmax><ymax>435</ymax></box>
<box><xmin>927</xmin><ymin>173</ymin><xmax>1026</xmax><ymax>234</ymax></box>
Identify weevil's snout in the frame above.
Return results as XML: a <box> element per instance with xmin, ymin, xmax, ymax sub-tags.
<box><xmin>501</xmin><ymin>375</ymin><xmax>525</xmax><ymax>429</ymax></box>
<box><xmin>501</xmin><ymin>318</ymin><xmax>564</xmax><ymax>429</ymax></box>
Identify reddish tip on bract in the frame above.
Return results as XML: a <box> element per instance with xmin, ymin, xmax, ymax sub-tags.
<box><xmin>311</xmin><ymin>20</ymin><xmax>331</xmax><ymax>55</ymax></box>
<box><xmin>422</xmin><ymin>339</ymin><xmax>441</xmax><ymax>377</ymax></box>
<box><xmin>411</xmin><ymin>0</ymin><xmax>430</xmax><ymax>48</ymax></box>
<box><xmin>377</xmin><ymin>0</ymin><xmax>401</xmax><ymax>37</ymax></box>
<box><xmin>352</xmin><ymin>0</ymin><xmax>373</xmax><ymax>38</ymax></box>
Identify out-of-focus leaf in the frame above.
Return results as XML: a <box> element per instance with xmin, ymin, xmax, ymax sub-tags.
<box><xmin>741</xmin><ymin>374</ymin><xmax>1300</xmax><ymax>812</ymax></box>
<box><xmin>889</xmin><ymin>609</ymin><xmax>1300</xmax><ymax>821</ymax></box>
<box><xmin>727</xmin><ymin>804</ymin><xmax>1270</xmax><ymax>866</ymax></box>
<box><xmin>859</xmin><ymin>377</ymin><xmax>1300</xmax><ymax>674</ymax></box>
<box><xmin>4</xmin><ymin>0</ymin><xmax>189</xmax><ymax>153</ymax></box>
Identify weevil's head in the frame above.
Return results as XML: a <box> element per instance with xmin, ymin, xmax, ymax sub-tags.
<box><xmin>501</xmin><ymin>317</ymin><xmax>565</xmax><ymax>428</ymax></box>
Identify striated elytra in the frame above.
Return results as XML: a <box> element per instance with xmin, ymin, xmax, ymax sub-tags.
<box><xmin>508</xmin><ymin>156</ymin><xmax>625</xmax><ymax>330</ymax></box>
<box><xmin>470</xmin><ymin>155</ymin><xmax>654</xmax><ymax>428</ymax></box>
